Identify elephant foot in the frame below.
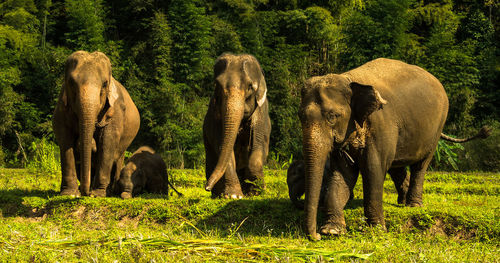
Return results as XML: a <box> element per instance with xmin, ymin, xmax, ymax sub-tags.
<box><xmin>120</xmin><ymin>192</ymin><xmax>132</xmax><ymax>199</ymax></box>
<box><xmin>221</xmin><ymin>185</ymin><xmax>244</xmax><ymax>199</ymax></box>
<box><xmin>223</xmin><ymin>193</ymin><xmax>243</xmax><ymax>199</ymax></box>
<box><xmin>308</xmin><ymin>232</ymin><xmax>321</xmax><ymax>241</ymax></box>
<box><xmin>397</xmin><ymin>195</ymin><xmax>406</xmax><ymax>205</ymax></box>
<box><xmin>60</xmin><ymin>188</ymin><xmax>81</xmax><ymax>197</ymax></box>
<box><xmin>406</xmin><ymin>202</ymin><xmax>422</xmax><ymax>207</ymax></box>
<box><xmin>319</xmin><ymin>222</ymin><xmax>347</xmax><ymax>236</ymax></box>
<box><xmin>90</xmin><ymin>189</ymin><xmax>107</xmax><ymax>198</ymax></box>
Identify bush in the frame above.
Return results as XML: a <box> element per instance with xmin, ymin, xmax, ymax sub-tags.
<box><xmin>459</xmin><ymin>121</ymin><xmax>500</xmax><ymax>172</ymax></box>
<box><xmin>26</xmin><ymin>137</ymin><xmax>60</xmax><ymax>176</ymax></box>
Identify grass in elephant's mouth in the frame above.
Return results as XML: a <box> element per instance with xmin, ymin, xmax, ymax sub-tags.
<box><xmin>0</xmin><ymin>168</ymin><xmax>498</xmax><ymax>262</ymax></box>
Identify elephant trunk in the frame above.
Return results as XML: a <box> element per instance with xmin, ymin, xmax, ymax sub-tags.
<box><xmin>303</xmin><ymin>124</ymin><xmax>332</xmax><ymax>241</ymax></box>
<box><xmin>77</xmin><ymin>92</ymin><xmax>100</xmax><ymax>196</ymax></box>
<box><xmin>205</xmin><ymin>92</ymin><xmax>244</xmax><ymax>191</ymax></box>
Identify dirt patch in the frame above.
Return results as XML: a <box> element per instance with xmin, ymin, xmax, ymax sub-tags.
<box><xmin>404</xmin><ymin>217</ymin><xmax>476</xmax><ymax>240</ymax></box>
<box><xmin>117</xmin><ymin>216</ymin><xmax>140</xmax><ymax>229</ymax></box>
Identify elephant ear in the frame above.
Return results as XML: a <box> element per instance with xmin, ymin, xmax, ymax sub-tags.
<box><xmin>108</xmin><ymin>79</ymin><xmax>119</xmax><ymax>107</ymax></box>
<box><xmin>243</xmin><ymin>59</ymin><xmax>267</xmax><ymax>107</ymax></box>
<box><xmin>61</xmin><ymin>83</ymin><xmax>68</xmax><ymax>107</ymax></box>
<box><xmin>96</xmin><ymin>78</ymin><xmax>119</xmax><ymax>128</ymax></box>
<box><xmin>256</xmin><ymin>75</ymin><xmax>267</xmax><ymax>107</ymax></box>
<box><xmin>350</xmin><ymin>82</ymin><xmax>387</xmax><ymax>125</ymax></box>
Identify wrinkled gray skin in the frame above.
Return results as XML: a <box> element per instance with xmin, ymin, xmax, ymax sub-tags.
<box><xmin>203</xmin><ymin>54</ymin><xmax>271</xmax><ymax>198</ymax></box>
<box><xmin>300</xmin><ymin>58</ymin><xmax>488</xmax><ymax>240</ymax></box>
<box><xmin>53</xmin><ymin>51</ymin><xmax>140</xmax><ymax>197</ymax></box>
<box><xmin>116</xmin><ymin>146</ymin><xmax>182</xmax><ymax>199</ymax></box>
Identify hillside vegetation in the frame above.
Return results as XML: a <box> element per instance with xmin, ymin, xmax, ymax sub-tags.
<box><xmin>1</xmin><ymin>0</ymin><xmax>499</xmax><ymax>171</ymax></box>
<box><xmin>0</xmin><ymin>168</ymin><xmax>498</xmax><ymax>262</ymax></box>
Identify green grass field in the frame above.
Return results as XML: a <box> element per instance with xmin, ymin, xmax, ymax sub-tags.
<box><xmin>0</xmin><ymin>168</ymin><xmax>498</xmax><ymax>262</ymax></box>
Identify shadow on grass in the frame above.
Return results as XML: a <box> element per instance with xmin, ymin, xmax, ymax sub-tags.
<box><xmin>194</xmin><ymin>197</ymin><xmax>364</xmax><ymax>238</ymax></box>
<box><xmin>0</xmin><ymin>189</ymin><xmax>58</xmax><ymax>217</ymax></box>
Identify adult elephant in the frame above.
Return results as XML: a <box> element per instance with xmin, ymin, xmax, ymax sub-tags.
<box><xmin>203</xmin><ymin>53</ymin><xmax>271</xmax><ymax>198</ymax></box>
<box><xmin>300</xmin><ymin>58</ymin><xmax>490</xmax><ymax>240</ymax></box>
<box><xmin>53</xmin><ymin>51</ymin><xmax>140</xmax><ymax>197</ymax></box>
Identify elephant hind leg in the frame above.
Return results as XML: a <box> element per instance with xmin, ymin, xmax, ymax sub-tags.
<box><xmin>388</xmin><ymin>167</ymin><xmax>409</xmax><ymax>205</ymax></box>
<box><xmin>406</xmin><ymin>153</ymin><xmax>434</xmax><ymax>207</ymax></box>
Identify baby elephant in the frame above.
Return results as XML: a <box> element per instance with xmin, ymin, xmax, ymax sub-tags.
<box><xmin>287</xmin><ymin>160</ymin><xmax>331</xmax><ymax>210</ymax></box>
<box><xmin>116</xmin><ymin>146</ymin><xmax>182</xmax><ymax>199</ymax></box>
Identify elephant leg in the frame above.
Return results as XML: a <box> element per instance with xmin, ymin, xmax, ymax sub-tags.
<box><xmin>321</xmin><ymin>153</ymin><xmax>358</xmax><ymax>235</ymax></box>
<box><xmin>406</xmin><ymin>153</ymin><xmax>433</xmax><ymax>207</ymax></box>
<box><xmin>111</xmin><ymin>152</ymin><xmax>125</xmax><ymax>196</ymax></box>
<box><xmin>242</xmin><ymin>149</ymin><xmax>265</xmax><ymax>196</ymax></box>
<box><xmin>388</xmin><ymin>167</ymin><xmax>409</xmax><ymax>205</ymax></box>
<box><xmin>59</xmin><ymin>145</ymin><xmax>80</xmax><ymax>196</ymax></box>
<box><xmin>360</xmin><ymin>148</ymin><xmax>387</xmax><ymax>228</ymax></box>
<box><xmin>221</xmin><ymin>152</ymin><xmax>243</xmax><ymax>198</ymax></box>
<box><xmin>91</xmin><ymin>131</ymin><xmax>118</xmax><ymax>197</ymax></box>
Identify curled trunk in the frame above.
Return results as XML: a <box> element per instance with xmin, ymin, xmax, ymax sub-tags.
<box><xmin>205</xmin><ymin>95</ymin><xmax>244</xmax><ymax>191</ymax></box>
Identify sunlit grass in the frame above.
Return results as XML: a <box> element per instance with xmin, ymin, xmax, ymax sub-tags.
<box><xmin>0</xmin><ymin>168</ymin><xmax>498</xmax><ymax>262</ymax></box>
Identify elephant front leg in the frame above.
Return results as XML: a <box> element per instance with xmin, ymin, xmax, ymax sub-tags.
<box><xmin>242</xmin><ymin>149</ymin><xmax>265</xmax><ymax>196</ymax></box>
<box><xmin>91</xmin><ymin>130</ymin><xmax>119</xmax><ymax>197</ymax></box>
<box><xmin>60</xmin><ymin>146</ymin><xmax>80</xmax><ymax>196</ymax></box>
<box><xmin>221</xmin><ymin>152</ymin><xmax>244</xmax><ymax>199</ymax></box>
<box><xmin>321</xmin><ymin>154</ymin><xmax>358</xmax><ymax>235</ymax></box>
<box><xmin>360</xmin><ymin>148</ymin><xmax>387</xmax><ymax>228</ymax></box>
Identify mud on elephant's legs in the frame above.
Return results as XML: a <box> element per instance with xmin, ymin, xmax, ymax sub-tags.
<box><xmin>388</xmin><ymin>167</ymin><xmax>409</xmax><ymax>205</ymax></box>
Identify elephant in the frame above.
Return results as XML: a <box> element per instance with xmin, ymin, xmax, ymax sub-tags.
<box><xmin>53</xmin><ymin>51</ymin><xmax>140</xmax><ymax>197</ymax></box>
<box><xmin>203</xmin><ymin>53</ymin><xmax>271</xmax><ymax>198</ymax></box>
<box><xmin>116</xmin><ymin>146</ymin><xmax>182</xmax><ymax>199</ymax></box>
<box><xmin>300</xmin><ymin>58</ymin><xmax>490</xmax><ymax>240</ymax></box>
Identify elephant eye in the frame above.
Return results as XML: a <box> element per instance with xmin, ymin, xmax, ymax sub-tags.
<box><xmin>323</xmin><ymin>111</ymin><xmax>339</xmax><ymax>125</ymax></box>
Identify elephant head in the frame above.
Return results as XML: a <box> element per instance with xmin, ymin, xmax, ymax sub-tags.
<box><xmin>300</xmin><ymin>74</ymin><xmax>386</xmax><ymax>240</ymax></box>
<box><xmin>62</xmin><ymin>51</ymin><xmax>119</xmax><ymax>196</ymax></box>
<box><xmin>118</xmin><ymin>162</ymin><xmax>138</xmax><ymax>199</ymax></box>
<box><xmin>205</xmin><ymin>54</ymin><xmax>267</xmax><ymax>191</ymax></box>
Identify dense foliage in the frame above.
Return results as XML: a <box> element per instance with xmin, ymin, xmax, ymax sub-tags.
<box><xmin>0</xmin><ymin>0</ymin><xmax>498</xmax><ymax>170</ymax></box>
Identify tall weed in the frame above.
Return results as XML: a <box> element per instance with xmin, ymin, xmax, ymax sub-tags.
<box><xmin>26</xmin><ymin>137</ymin><xmax>60</xmax><ymax>176</ymax></box>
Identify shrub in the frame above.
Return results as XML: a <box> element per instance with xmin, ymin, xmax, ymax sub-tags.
<box><xmin>26</xmin><ymin>137</ymin><xmax>60</xmax><ymax>176</ymax></box>
<box><xmin>459</xmin><ymin>121</ymin><xmax>500</xmax><ymax>171</ymax></box>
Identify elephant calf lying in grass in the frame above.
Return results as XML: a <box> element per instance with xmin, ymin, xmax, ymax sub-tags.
<box><xmin>115</xmin><ymin>146</ymin><xmax>182</xmax><ymax>199</ymax></box>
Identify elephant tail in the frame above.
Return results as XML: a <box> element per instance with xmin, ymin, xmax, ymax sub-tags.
<box><xmin>167</xmin><ymin>179</ymin><xmax>183</xmax><ymax>197</ymax></box>
<box><xmin>440</xmin><ymin>126</ymin><xmax>491</xmax><ymax>143</ymax></box>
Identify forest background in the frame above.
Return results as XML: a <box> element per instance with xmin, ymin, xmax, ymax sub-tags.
<box><xmin>0</xmin><ymin>0</ymin><xmax>499</xmax><ymax>172</ymax></box>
